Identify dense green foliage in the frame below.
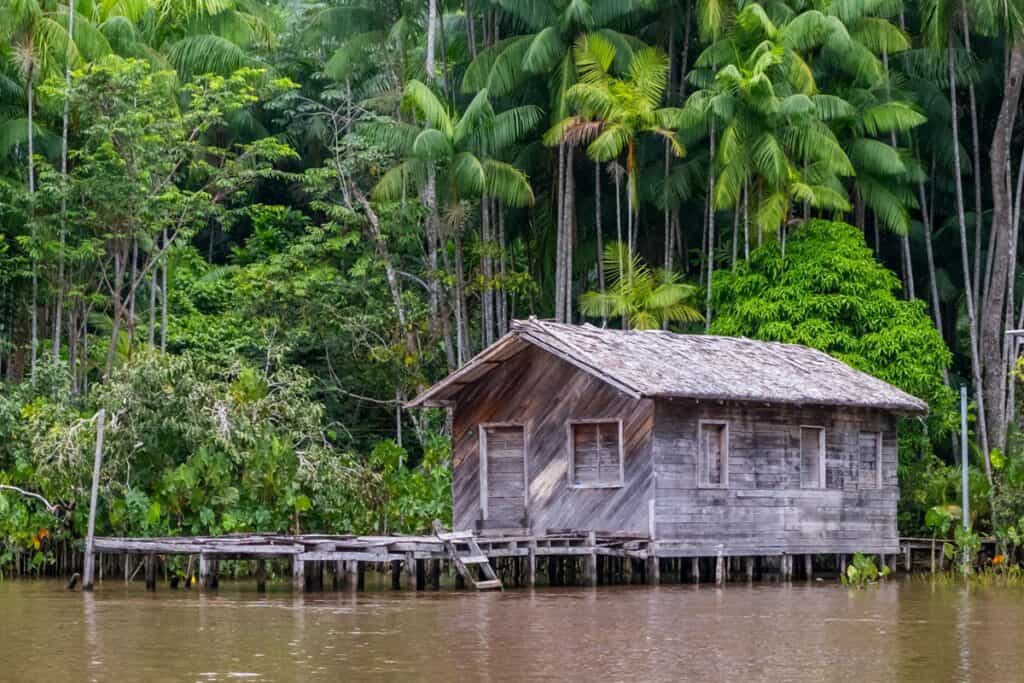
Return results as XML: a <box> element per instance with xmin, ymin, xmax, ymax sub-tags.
<box><xmin>2</xmin><ymin>0</ymin><xmax>1024</xmax><ymax>574</ymax></box>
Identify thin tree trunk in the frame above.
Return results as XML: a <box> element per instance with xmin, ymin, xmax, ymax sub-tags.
<box><xmin>731</xmin><ymin>207</ymin><xmax>739</xmax><ymax>270</ymax></box>
<box><xmin>147</xmin><ymin>266</ymin><xmax>157</xmax><ymax>347</ymax></box>
<box><xmin>678</xmin><ymin>0</ymin><xmax>692</xmax><ymax>102</ymax></box>
<box><xmin>27</xmin><ymin>70</ymin><xmax>37</xmax><ymax>377</ymax></box>
<box><xmin>453</xmin><ymin>229</ymin><xmax>467</xmax><ymax>365</ymax></box>
<box><xmin>105</xmin><ymin>246</ymin><xmax>125</xmax><ymax>378</ymax></box>
<box><xmin>949</xmin><ymin>37</ymin><xmax>992</xmax><ymax>470</ymax></box>
<box><xmin>982</xmin><ymin>42</ymin><xmax>1024</xmax><ymax>454</ymax></box>
<box><xmin>555</xmin><ymin>142</ymin><xmax>566</xmax><ymax>321</ymax></box>
<box><xmin>465</xmin><ymin>0</ymin><xmax>477</xmax><ymax>58</ymax></box>
<box><xmin>705</xmin><ymin>120</ymin><xmax>716</xmax><ymax>330</ymax></box>
<box><xmin>565</xmin><ymin>147</ymin><xmax>575</xmax><ymax>324</ymax></box>
<box><xmin>481</xmin><ymin>195</ymin><xmax>493</xmax><ymax>345</ymax></box>
<box><xmin>425</xmin><ymin>0</ymin><xmax>437</xmax><ymax>78</ymax></box>
<box><xmin>160</xmin><ymin>229</ymin><xmax>168</xmax><ymax>352</ymax></box>
<box><xmin>918</xmin><ymin>178</ymin><xmax>945</xmax><ymax>337</ymax></box>
<box><xmin>595</xmin><ymin>161</ymin><xmax>606</xmax><ymax>326</ymax></box>
<box><xmin>963</xmin><ymin>10</ymin><xmax>985</xmax><ymax>318</ymax></box>
<box><xmin>497</xmin><ymin>203</ymin><xmax>507</xmax><ymax>335</ymax></box>
<box><xmin>54</xmin><ymin>3</ymin><xmax>75</xmax><ymax>361</ymax></box>
<box><xmin>743</xmin><ymin>179</ymin><xmax>750</xmax><ymax>259</ymax></box>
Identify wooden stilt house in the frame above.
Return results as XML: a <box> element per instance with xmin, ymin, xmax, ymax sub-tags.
<box><xmin>408</xmin><ymin>318</ymin><xmax>927</xmax><ymax>558</ymax></box>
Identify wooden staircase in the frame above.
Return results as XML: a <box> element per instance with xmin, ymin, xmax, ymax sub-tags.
<box><xmin>432</xmin><ymin>520</ymin><xmax>503</xmax><ymax>591</ymax></box>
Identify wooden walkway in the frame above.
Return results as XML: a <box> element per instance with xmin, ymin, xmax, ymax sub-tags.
<box><xmin>87</xmin><ymin>530</ymin><xmax>981</xmax><ymax>592</ymax></box>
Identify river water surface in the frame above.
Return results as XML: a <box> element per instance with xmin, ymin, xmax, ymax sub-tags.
<box><xmin>2</xmin><ymin>579</ymin><xmax>1023</xmax><ymax>681</ymax></box>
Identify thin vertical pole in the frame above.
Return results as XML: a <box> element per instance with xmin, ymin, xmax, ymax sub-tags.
<box><xmin>81</xmin><ymin>409</ymin><xmax>106</xmax><ymax>591</ymax></box>
<box><xmin>961</xmin><ymin>385</ymin><xmax>970</xmax><ymax>530</ymax></box>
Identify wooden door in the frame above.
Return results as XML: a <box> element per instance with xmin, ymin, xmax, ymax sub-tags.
<box><xmin>481</xmin><ymin>425</ymin><xmax>527</xmax><ymax>524</ymax></box>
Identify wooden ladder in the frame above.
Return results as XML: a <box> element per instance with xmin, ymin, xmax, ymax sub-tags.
<box><xmin>432</xmin><ymin>520</ymin><xmax>503</xmax><ymax>591</ymax></box>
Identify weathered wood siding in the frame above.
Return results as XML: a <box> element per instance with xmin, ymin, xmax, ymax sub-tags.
<box><xmin>652</xmin><ymin>399</ymin><xmax>900</xmax><ymax>555</ymax></box>
<box><xmin>451</xmin><ymin>345</ymin><xmax>654</xmax><ymax>534</ymax></box>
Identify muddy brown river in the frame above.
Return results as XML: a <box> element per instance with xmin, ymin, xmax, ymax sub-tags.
<box><xmin>2</xmin><ymin>579</ymin><xmax>1023</xmax><ymax>681</ymax></box>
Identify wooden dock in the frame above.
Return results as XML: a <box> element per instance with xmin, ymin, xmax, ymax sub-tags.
<box><xmin>83</xmin><ymin>527</ymin><xmax>966</xmax><ymax>592</ymax></box>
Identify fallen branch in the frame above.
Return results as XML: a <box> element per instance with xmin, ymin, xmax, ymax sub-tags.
<box><xmin>0</xmin><ymin>485</ymin><xmax>58</xmax><ymax>514</ymax></box>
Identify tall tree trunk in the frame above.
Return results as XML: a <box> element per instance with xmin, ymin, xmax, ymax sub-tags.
<box><xmin>105</xmin><ymin>246</ymin><xmax>125</xmax><ymax>378</ymax></box>
<box><xmin>949</xmin><ymin>37</ymin><xmax>992</xmax><ymax>471</ymax></box>
<box><xmin>678</xmin><ymin>0</ymin><xmax>692</xmax><ymax>102</ymax></box>
<box><xmin>453</xmin><ymin>229</ymin><xmax>468</xmax><ymax>365</ymax></box>
<box><xmin>564</xmin><ymin>147</ymin><xmax>576</xmax><ymax>324</ymax></box>
<box><xmin>497</xmin><ymin>203</ymin><xmax>507</xmax><ymax>335</ymax></box>
<box><xmin>963</xmin><ymin>10</ymin><xmax>985</xmax><ymax>318</ymax></box>
<box><xmin>983</xmin><ymin>42</ymin><xmax>1024</xmax><ymax>454</ymax></box>
<box><xmin>705</xmin><ymin>121</ymin><xmax>716</xmax><ymax>331</ymax></box>
<box><xmin>160</xmin><ymin>229</ymin><xmax>168</xmax><ymax>352</ymax></box>
<box><xmin>27</xmin><ymin>69</ymin><xmax>38</xmax><ymax>377</ymax></box>
<box><xmin>481</xmin><ymin>195</ymin><xmax>494</xmax><ymax>346</ymax></box>
<box><xmin>743</xmin><ymin>179</ymin><xmax>750</xmax><ymax>259</ymax></box>
<box><xmin>148</xmin><ymin>266</ymin><xmax>157</xmax><ymax>347</ymax></box>
<box><xmin>425</xmin><ymin>0</ymin><xmax>437</xmax><ymax>79</ymax></box>
<box><xmin>465</xmin><ymin>0</ymin><xmax>477</xmax><ymax>58</ymax></box>
<box><xmin>918</xmin><ymin>177</ymin><xmax>945</xmax><ymax>337</ymax></box>
<box><xmin>54</xmin><ymin>1</ymin><xmax>75</xmax><ymax>362</ymax></box>
<box><xmin>555</xmin><ymin>143</ymin><xmax>566</xmax><ymax>321</ymax></box>
<box><xmin>595</xmin><ymin>161</ymin><xmax>606</xmax><ymax>326</ymax></box>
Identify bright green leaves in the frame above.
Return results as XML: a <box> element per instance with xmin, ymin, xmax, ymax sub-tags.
<box><xmin>579</xmin><ymin>241</ymin><xmax>702</xmax><ymax>329</ymax></box>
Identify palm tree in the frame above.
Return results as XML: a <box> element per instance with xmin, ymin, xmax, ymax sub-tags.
<box><xmin>580</xmin><ymin>241</ymin><xmax>702</xmax><ymax>330</ymax></box>
<box><xmin>365</xmin><ymin>80</ymin><xmax>541</xmax><ymax>362</ymax></box>
<box><xmin>545</xmin><ymin>34</ymin><xmax>685</xmax><ymax>320</ymax></box>
<box><xmin>0</xmin><ymin>0</ymin><xmax>110</xmax><ymax>375</ymax></box>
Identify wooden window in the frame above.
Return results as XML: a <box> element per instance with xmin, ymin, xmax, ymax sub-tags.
<box><xmin>699</xmin><ymin>421</ymin><xmax>729</xmax><ymax>488</ymax></box>
<box><xmin>858</xmin><ymin>431</ymin><xmax>883</xmax><ymax>489</ymax></box>
<box><xmin>800</xmin><ymin>426</ymin><xmax>826</xmax><ymax>489</ymax></box>
<box><xmin>568</xmin><ymin>420</ymin><xmax>624</xmax><ymax>488</ymax></box>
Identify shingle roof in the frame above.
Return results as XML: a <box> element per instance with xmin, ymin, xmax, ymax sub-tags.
<box><xmin>407</xmin><ymin>318</ymin><xmax>928</xmax><ymax>414</ymax></box>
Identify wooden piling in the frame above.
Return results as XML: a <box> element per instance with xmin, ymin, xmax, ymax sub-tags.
<box><xmin>646</xmin><ymin>544</ymin><xmax>660</xmax><ymax>585</ymax></box>
<box><xmin>199</xmin><ymin>554</ymin><xmax>210</xmax><ymax>590</ymax></box>
<box><xmin>144</xmin><ymin>554</ymin><xmax>156</xmax><ymax>591</ymax></box>
<box><xmin>430</xmin><ymin>559</ymin><xmax>441</xmax><ymax>590</ymax></box>
<box><xmin>356</xmin><ymin>562</ymin><xmax>365</xmax><ymax>591</ymax></box>
<box><xmin>404</xmin><ymin>552</ymin><xmax>416</xmax><ymax>590</ymax></box>
<box><xmin>691</xmin><ymin>557</ymin><xmax>700</xmax><ymax>584</ymax></box>
<box><xmin>390</xmin><ymin>560</ymin><xmax>401</xmax><ymax>590</ymax></box>
<box><xmin>416</xmin><ymin>559</ymin><xmax>426</xmax><ymax>591</ymax></box>
<box><xmin>256</xmin><ymin>559</ymin><xmax>266</xmax><ymax>593</ymax></box>
<box><xmin>804</xmin><ymin>554</ymin><xmax>813</xmax><ymax>580</ymax></box>
<box><xmin>715</xmin><ymin>552</ymin><xmax>724</xmax><ymax>586</ymax></box>
<box><xmin>527</xmin><ymin>541</ymin><xmax>537</xmax><ymax>587</ymax></box>
<box><xmin>745</xmin><ymin>556</ymin><xmax>754</xmax><ymax>581</ymax></box>
<box><xmin>839</xmin><ymin>553</ymin><xmax>847</xmax><ymax>576</ymax></box>
<box><xmin>904</xmin><ymin>544</ymin><xmax>912</xmax><ymax>574</ymax></box>
<box><xmin>292</xmin><ymin>556</ymin><xmax>305</xmax><ymax>592</ymax></box>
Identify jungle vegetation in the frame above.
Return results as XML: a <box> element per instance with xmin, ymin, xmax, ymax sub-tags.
<box><xmin>3</xmin><ymin>0</ymin><xmax>1024</xmax><ymax>573</ymax></box>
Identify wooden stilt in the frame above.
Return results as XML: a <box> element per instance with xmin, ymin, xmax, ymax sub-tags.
<box><xmin>691</xmin><ymin>557</ymin><xmax>700</xmax><ymax>584</ymax></box>
<box><xmin>404</xmin><ymin>552</ymin><xmax>416</xmax><ymax>590</ymax></box>
<box><xmin>745</xmin><ymin>556</ymin><xmax>754</xmax><ymax>581</ymax></box>
<box><xmin>839</xmin><ymin>554</ymin><xmax>847</xmax><ymax>576</ymax></box>
<box><xmin>256</xmin><ymin>559</ymin><xmax>266</xmax><ymax>593</ymax></box>
<box><xmin>431</xmin><ymin>559</ymin><xmax>441</xmax><ymax>590</ymax></box>
<box><xmin>333</xmin><ymin>560</ymin><xmax>344</xmax><ymax>590</ymax></box>
<box><xmin>715</xmin><ymin>552</ymin><xmax>724</xmax><ymax>586</ymax></box>
<box><xmin>144</xmin><ymin>554</ymin><xmax>156</xmax><ymax>591</ymax></box>
<box><xmin>527</xmin><ymin>542</ymin><xmax>537</xmax><ymax>587</ymax></box>
<box><xmin>390</xmin><ymin>560</ymin><xmax>401</xmax><ymax>590</ymax></box>
<box><xmin>292</xmin><ymin>556</ymin><xmax>305</xmax><ymax>592</ymax></box>
<box><xmin>646</xmin><ymin>544</ymin><xmax>660</xmax><ymax>585</ymax></box>
<box><xmin>198</xmin><ymin>555</ymin><xmax>210</xmax><ymax>590</ymax></box>
<box><xmin>904</xmin><ymin>544</ymin><xmax>912</xmax><ymax>574</ymax></box>
<box><xmin>804</xmin><ymin>554</ymin><xmax>813</xmax><ymax>580</ymax></box>
<box><xmin>356</xmin><ymin>562</ymin><xmax>365</xmax><ymax>591</ymax></box>
<box><xmin>416</xmin><ymin>558</ymin><xmax>426</xmax><ymax>591</ymax></box>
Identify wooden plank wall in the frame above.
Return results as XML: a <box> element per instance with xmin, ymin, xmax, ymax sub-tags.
<box><xmin>452</xmin><ymin>345</ymin><xmax>655</xmax><ymax>534</ymax></box>
<box><xmin>652</xmin><ymin>399</ymin><xmax>901</xmax><ymax>556</ymax></box>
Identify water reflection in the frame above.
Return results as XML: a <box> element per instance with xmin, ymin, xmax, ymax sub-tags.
<box><xmin>1</xmin><ymin>579</ymin><xmax>1023</xmax><ymax>681</ymax></box>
